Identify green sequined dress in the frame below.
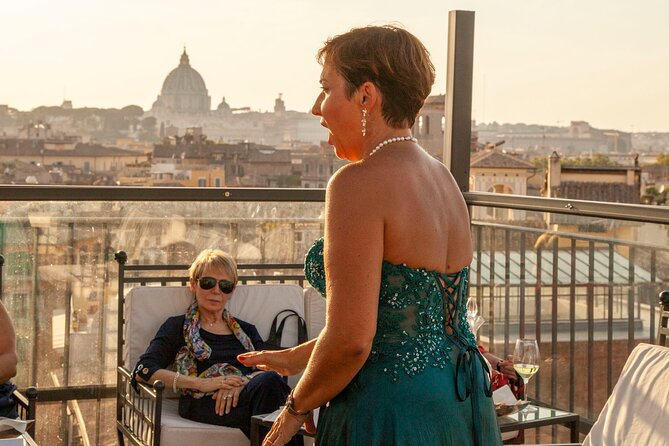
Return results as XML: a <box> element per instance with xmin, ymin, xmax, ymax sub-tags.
<box><xmin>305</xmin><ymin>239</ymin><xmax>502</xmax><ymax>446</ymax></box>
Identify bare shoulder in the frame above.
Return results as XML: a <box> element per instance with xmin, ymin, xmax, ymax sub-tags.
<box><xmin>326</xmin><ymin>160</ymin><xmax>386</xmax><ymax>205</ymax></box>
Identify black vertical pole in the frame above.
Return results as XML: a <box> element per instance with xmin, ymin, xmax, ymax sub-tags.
<box><xmin>444</xmin><ymin>10</ymin><xmax>475</xmax><ymax>192</ymax></box>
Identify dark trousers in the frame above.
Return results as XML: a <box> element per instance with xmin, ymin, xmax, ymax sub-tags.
<box><xmin>180</xmin><ymin>371</ymin><xmax>304</xmax><ymax>446</ymax></box>
<box><xmin>0</xmin><ymin>382</ymin><xmax>18</xmax><ymax>419</ymax></box>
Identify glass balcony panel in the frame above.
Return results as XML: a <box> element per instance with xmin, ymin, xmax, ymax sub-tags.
<box><xmin>1</xmin><ymin>200</ymin><xmax>324</xmax><ymax>391</ymax></box>
<box><xmin>2</xmin><ymin>193</ymin><xmax>668</xmax><ymax>444</ymax></box>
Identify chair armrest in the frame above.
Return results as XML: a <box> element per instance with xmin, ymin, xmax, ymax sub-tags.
<box><xmin>117</xmin><ymin>366</ymin><xmax>165</xmax><ymax>446</ymax></box>
<box><xmin>13</xmin><ymin>386</ymin><xmax>37</xmax><ymax>438</ymax></box>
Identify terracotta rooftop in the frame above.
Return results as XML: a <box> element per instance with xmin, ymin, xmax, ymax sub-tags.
<box><xmin>470</xmin><ymin>149</ymin><xmax>534</xmax><ymax>169</ymax></box>
<box><xmin>560</xmin><ymin>181</ymin><xmax>640</xmax><ymax>204</ymax></box>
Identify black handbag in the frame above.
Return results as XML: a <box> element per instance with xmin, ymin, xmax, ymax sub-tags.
<box><xmin>264</xmin><ymin>309</ymin><xmax>308</xmax><ymax>350</ymax></box>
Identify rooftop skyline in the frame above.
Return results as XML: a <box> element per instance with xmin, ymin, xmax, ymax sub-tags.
<box><xmin>1</xmin><ymin>0</ymin><xmax>668</xmax><ymax>132</ymax></box>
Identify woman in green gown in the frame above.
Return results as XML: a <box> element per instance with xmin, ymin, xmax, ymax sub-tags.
<box><xmin>239</xmin><ymin>25</ymin><xmax>502</xmax><ymax>446</ymax></box>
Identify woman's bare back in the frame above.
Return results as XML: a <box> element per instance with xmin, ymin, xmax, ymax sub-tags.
<box><xmin>366</xmin><ymin>144</ymin><xmax>473</xmax><ymax>274</ymax></box>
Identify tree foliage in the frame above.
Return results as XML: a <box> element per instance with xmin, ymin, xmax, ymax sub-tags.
<box><xmin>657</xmin><ymin>153</ymin><xmax>669</xmax><ymax>165</ymax></box>
<box><xmin>562</xmin><ymin>155</ymin><xmax>620</xmax><ymax>167</ymax></box>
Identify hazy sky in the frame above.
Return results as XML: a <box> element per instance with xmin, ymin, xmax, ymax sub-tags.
<box><xmin>1</xmin><ymin>0</ymin><xmax>667</xmax><ymax>132</ymax></box>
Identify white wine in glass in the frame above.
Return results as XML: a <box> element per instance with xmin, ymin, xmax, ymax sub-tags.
<box><xmin>514</xmin><ymin>363</ymin><xmax>540</xmax><ymax>382</ymax></box>
<box><xmin>513</xmin><ymin>338</ymin><xmax>540</xmax><ymax>412</ymax></box>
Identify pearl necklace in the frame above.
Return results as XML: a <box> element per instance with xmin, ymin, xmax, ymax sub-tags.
<box><xmin>369</xmin><ymin>136</ymin><xmax>417</xmax><ymax>157</ymax></box>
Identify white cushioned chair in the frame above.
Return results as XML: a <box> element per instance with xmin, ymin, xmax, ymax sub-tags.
<box><xmin>117</xmin><ymin>265</ymin><xmax>322</xmax><ymax>446</ymax></box>
<box><xmin>303</xmin><ymin>287</ymin><xmax>326</xmax><ymax>340</ymax></box>
<box><xmin>582</xmin><ymin>342</ymin><xmax>669</xmax><ymax>445</ymax></box>
<box><xmin>523</xmin><ymin>343</ymin><xmax>669</xmax><ymax>446</ymax></box>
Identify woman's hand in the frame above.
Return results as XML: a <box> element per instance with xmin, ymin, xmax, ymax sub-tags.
<box><xmin>238</xmin><ymin>349</ymin><xmax>304</xmax><ymax>376</ymax></box>
<box><xmin>497</xmin><ymin>355</ymin><xmax>517</xmax><ymax>380</ymax></box>
<box><xmin>212</xmin><ymin>382</ymin><xmax>245</xmax><ymax>415</ymax></box>
<box><xmin>197</xmin><ymin>375</ymin><xmax>245</xmax><ymax>394</ymax></box>
<box><xmin>262</xmin><ymin>407</ymin><xmax>315</xmax><ymax>446</ymax></box>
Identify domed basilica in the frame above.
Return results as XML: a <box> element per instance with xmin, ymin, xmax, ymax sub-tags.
<box><xmin>148</xmin><ymin>49</ymin><xmax>325</xmax><ymax>145</ymax></box>
<box><xmin>151</xmin><ymin>49</ymin><xmax>210</xmax><ymax>115</ymax></box>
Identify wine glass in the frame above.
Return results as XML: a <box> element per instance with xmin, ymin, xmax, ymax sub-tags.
<box><xmin>512</xmin><ymin>338</ymin><xmax>540</xmax><ymax>413</ymax></box>
<box><xmin>465</xmin><ymin>297</ymin><xmax>479</xmax><ymax>332</ymax></box>
<box><xmin>466</xmin><ymin>296</ymin><xmax>478</xmax><ymax>320</ymax></box>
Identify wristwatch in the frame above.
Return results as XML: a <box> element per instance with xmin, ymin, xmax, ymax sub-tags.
<box><xmin>285</xmin><ymin>389</ymin><xmax>311</xmax><ymax>417</ymax></box>
<box><xmin>496</xmin><ymin>361</ymin><xmax>502</xmax><ymax>372</ymax></box>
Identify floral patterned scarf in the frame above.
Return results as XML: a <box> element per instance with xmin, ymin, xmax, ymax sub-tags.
<box><xmin>174</xmin><ymin>300</ymin><xmax>255</xmax><ymax>398</ymax></box>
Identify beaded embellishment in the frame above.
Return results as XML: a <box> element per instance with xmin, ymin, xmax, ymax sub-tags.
<box><xmin>304</xmin><ymin>238</ymin><xmax>477</xmax><ymax>382</ymax></box>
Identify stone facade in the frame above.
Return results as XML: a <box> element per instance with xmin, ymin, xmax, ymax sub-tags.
<box><xmin>469</xmin><ymin>149</ymin><xmax>535</xmax><ymax>221</ymax></box>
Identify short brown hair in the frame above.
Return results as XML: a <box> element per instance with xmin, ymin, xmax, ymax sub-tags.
<box><xmin>188</xmin><ymin>249</ymin><xmax>238</xmax><ymax>285</ymax></box>
<box><xmin>317</xmin><ymin>25</ymin><xmax>435</xmax><ymax>128</ymax></box>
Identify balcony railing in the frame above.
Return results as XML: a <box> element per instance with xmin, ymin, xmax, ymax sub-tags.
<box><xmin>1</xmin><ymin>185</ymin><xmax>668</xmax><ymax>444</ymax></box>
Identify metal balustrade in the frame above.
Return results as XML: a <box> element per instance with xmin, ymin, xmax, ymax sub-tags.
<box><xmin>1</xmin><ymin>186</ymin><xmax>668</xmax><ymax>444</ymax></box>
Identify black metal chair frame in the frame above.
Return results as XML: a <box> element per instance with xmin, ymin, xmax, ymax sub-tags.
<box><xmin>114</xmin><ymin>250</ymin><xmax>305</xmax><ymax>446</ymax></box>
<box><xmin>13</xmin><ymin>386</ymin><xmax>38</xmax><ymax>438</ymax></box>
<box><xmin>0</xmin><ymin>254</ymin><xmax>38</xmax><ymax>439</ymax></box>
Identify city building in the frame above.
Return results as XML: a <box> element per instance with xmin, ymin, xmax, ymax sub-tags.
<box><xmin>413</xmin><ymin>94</ymin><xmax>446</xmax><ymax>158</ymax></box>
<box><xmin>0</xmin><ymin>138</ymin><xmax>147</xmax><ymax>184</ymax></box>
<box><xmin>150</xmin><ymin>49</ymin><xmax>211</xmax><ymax>117</ymax></box>
<box><xmin>147</xmin><ymin>50</ymin><xmax>326</xmax><ymax>145</ymax></box>
<box><xmin>544</xmin><ymin>151</ymin><xmax>641</xmax><ymax>204</ymax></box>
<box><xmin>476</xmin><ymin>121</ymin><xmax>633</xmax><ymax>155</ymax></box>
<box><xmin>290</xmin><ymin>142</ymin><xmax>348</xmax><ymax>188</ymax></box>
<box><xmin>469</xmin><ymin>148</ymin><xmax>535</xmax><ymax>221</ymax></box>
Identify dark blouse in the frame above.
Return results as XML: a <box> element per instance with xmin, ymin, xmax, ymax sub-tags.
<box><xmin>133</xmin><ymin>315</ymin><xmax>265</xmax><ymax>382</ymax></box>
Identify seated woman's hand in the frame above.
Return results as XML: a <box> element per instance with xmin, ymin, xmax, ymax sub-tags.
<box><xmin>197</xmin><ymin>375</ymin><xmax>246</xmax><ymax>394</ymax></box>
<box><xmin>212</xmin><ymin>381</ymin><xmax>245</xmax><ymax>415</ymax></box>
<box><xmin>497</xmin><ymin>356</ymin><xmax>517</xmax><ymax>380</ymax></box>
<box><xmin>237</xmin><ymin>349</ymin><xmax>303</xmax><ymax>376</ymax></box>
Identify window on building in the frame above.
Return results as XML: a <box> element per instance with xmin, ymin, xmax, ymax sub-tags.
<box><xmin>198</xmin><ymin>178</ymin><xmax>206</xmax><ymax>187</ymax></box>
<box><xmin>214</xmin><ymin>177</ymin><xmax>221</xmax><ymax>187</ymax></box>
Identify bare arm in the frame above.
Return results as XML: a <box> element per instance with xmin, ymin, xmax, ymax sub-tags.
<box><xmin>288</xmin><ymin>165</ymin><xmax>383</xmax><ymax>412</ymax></box>
<box><xmin>238</xmin><ymin>338</ymin><xmax>317</xmax><ymax>376</ymax></box>
<box><xmin>0</xmin><ymin>301</ymin><xmax>18</xmax><ymax>383</ymax></box>
<box><xmin>136</xmin><ymin>368</ymin><xmax>246</xmax><ymax>393</ymax></box>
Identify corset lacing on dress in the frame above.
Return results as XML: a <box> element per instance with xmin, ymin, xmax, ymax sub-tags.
<box><xmin>305</xmin><ymin>238</ymin><xmax>492</xmax><ymax>446</ymax></box>
<box><xmin>435</xmin><ymin>268</ymin><xmax>492</xmax><ymax>446</ymax></box>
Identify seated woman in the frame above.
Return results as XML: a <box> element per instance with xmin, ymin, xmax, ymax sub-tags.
<box><xmin>0</xmin><ymin>299</ymin><xmax>18</xmax><ymax>418</ymax></box>
<box><xmin>132</xmin><ymin>249</ymin><xmax>302</xmax><ymax>445</ymax></box>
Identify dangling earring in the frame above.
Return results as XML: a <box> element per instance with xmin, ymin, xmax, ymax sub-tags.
<box><xmin>361</xmin><ymin>109</ymin><xmax>367</xmax><ymax>136</ymax></box>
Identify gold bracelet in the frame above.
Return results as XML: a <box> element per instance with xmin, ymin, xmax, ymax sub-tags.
<box><xmin>285</xmin><ymin>389</ymin><xmax>311</xmax><ymax>417</ymax></box>
<box><xmin>173</xmin><ymin>371</ymin><xmax>179</xmax><ymax>393</ymax></box>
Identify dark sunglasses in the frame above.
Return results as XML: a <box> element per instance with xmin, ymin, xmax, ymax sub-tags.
<box><xmin>197</xmin><ymin>277</ymin><xmax>235</xmax><ymax>294</ymax></box>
